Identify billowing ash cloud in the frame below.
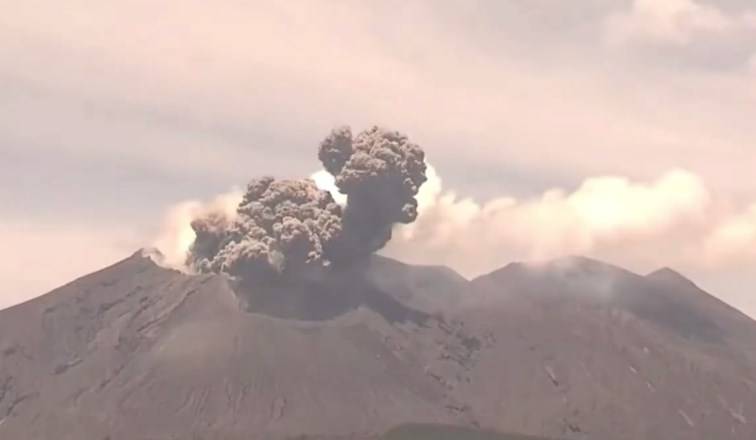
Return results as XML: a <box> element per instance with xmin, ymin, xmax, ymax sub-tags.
<box><xmin>187</xmin><ymin>126</ymin><xmax>426</xmax><ymax>282</ymax></box>
<box><xmin>320</xmin><ymin>126</ymin><xmax>427</xmax><ymax>258</ymax></box>
<box><xmin>188</xmin><ymin>178</ymin><xmax>343</xmax><ymax>279</ymax></box>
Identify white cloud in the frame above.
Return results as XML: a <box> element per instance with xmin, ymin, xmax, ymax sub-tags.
<box><xmin>703</xmin><ymin>204</ymin><xmax>756</xmax><ymax>265</ymax></box>
<box><xmin>603</xmin><ymin>0</ymin><xmax>756</xmax><ymax>71</ymax></box>
<box><xmin>151</xmin><ymin>189</ymin><xmax>243</xmax><ymax>271</ymax></box>
<box><xmin>310</xmin><ymin>171</ymin><xmax>348</xmax><ymax>205</ymax></box>
<box><xmin>605</xmin><ymin>0</ymin><xmax>731</xmax><ymax>45</ymax></box>
<box><xmin>150</xmin><ymin>164</ymin><xmax>756</xmax><ymax>316</ymax></box>
<box><xmin>2</xmin><ymin>0</ymin><xmax>756</xmax><ymax>196</ymax></box>
<box><xmin>603</xmin><ymin>0</ymin><xmax>754</xmax><ymax>45</ymax></box>
<box><xmin>384</xmin><ymin>166</ymin><xmax>715</xmax><ymax>276</ymax></box>
<box><xmin>159</xmin><ymin>163</ymin><xmax>756</xmax><ymax>280</ymax></box>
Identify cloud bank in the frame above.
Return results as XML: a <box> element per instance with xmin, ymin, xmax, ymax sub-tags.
<box><xmin>384</xmin><ymin>165</ymin><xmax>706</xmax><ymax>273</ymax></box>
<box><xmin>155</xmin><ymin>162</ymin><xmax>756</xmax><ymax>284</ymax></box>
<box><xmin>604</xmin><ymin>0</ymin><xmax>756</xmax><ymax>69</ymax></box>
<box><xmin>385</xmin><ymin>164</ymin><xmax>756</xmax><ymax>278</ymax></box>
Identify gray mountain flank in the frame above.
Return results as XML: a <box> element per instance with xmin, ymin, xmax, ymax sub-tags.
<box><xmin>1</xmin><ymin>252</ymin><xmax>755</xmax><ymax>440</ymax></box>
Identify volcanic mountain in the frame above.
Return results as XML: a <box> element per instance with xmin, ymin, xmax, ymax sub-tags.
<box><xmin>1</xmin><ymin>252</ymin><xmax>755</xmax><ymax>440</ymax></box>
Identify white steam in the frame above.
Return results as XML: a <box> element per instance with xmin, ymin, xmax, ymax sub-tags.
<box><xmin>703</xmin><ymin>204</ymin><xmax>756</xmax><ymax>265</ymax></box>
<box><xmin>153</xmin><ymin>165</ymin><xmax>756</xmax><ymax>279</ymax></box>
<box><xmin>152</xmin><ymin>189</ymin><xmax>243</xmax><ymax>271</ymax></box>
<box><xmin>383</xmin><ymin>165</ymin><xmax>755</xmax><ymax>277</ymax></box>
<box><xmin>310</xmin><ymin>170</ymin><xmax>347</xmax><ymax>205</ymax></box>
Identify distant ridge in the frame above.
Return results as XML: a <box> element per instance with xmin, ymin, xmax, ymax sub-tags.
<box><xmin>646</xmin><ymin>267</ymin><xmax>699</xmax><ymax>288</ymax></box>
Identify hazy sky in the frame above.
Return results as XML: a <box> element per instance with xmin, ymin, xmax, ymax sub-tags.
<box><xmin>1</xmin><ymin>1</ymin><xmax>755</xmax><ymax>314</ymax></box>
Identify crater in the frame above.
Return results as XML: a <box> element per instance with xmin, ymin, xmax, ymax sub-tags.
<box><xmin>231</xmin><ymin>260</ymin><xmax>430</xmax><ymax>325</ymax></box>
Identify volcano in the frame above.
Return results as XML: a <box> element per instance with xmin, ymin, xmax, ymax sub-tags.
<box><xmin>1</xmin><ymin>252</ymin><xmax>755</xmax><ymax>440</ymax></box>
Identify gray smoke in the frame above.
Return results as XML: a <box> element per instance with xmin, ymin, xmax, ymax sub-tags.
<box><xmin>320</xmin><ymin>126</ymin><xmax>427</xmax><ymax>258</ymax></box>
<box><xmin>187</xmin><ymin>126</ymin><xmax>426</xmax><ymax>282</ymax></box>
<box><xmin>188</xmin><ymin>178</ymin><xmax>343</xmax><ymax>280</ymax></box>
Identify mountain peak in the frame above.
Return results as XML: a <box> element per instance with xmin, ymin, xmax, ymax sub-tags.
<box><xmin>2</xmin><ymin>250</ymin><xmax>756</xmax><ymax>439</ymax></box>
<box><xmin>646</xmin><ymin>267</ymin><xmax>697</xmax><ymax>288</ymax></box>
<box><xmin>545</xmin><ymin>255</ymin><xmax>621</xmax><ymax>272</ymax></box>
<box><xmin>473</xmin><ymin>255</ymin><xmax>631</xmax><ymax>286</ymax></box>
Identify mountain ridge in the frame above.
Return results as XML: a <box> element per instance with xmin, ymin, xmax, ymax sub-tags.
<box><xmin>1</xmin><ymin>251</ymin><xmax>755</xmax><ymax>439</ymax></box>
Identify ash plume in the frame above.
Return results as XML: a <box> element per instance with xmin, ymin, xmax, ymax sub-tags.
<box><xmin>320</xmin><ymin>126</ymin><xmax>427</xmax><ymax>259</ymax></box>
<box><xmin>187</xmin><ymin>126</ymin><xmax>426</xmax><ymax>282</ymax></box>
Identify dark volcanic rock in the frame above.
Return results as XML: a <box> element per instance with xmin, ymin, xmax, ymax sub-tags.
<box><xmin>462</xmin><ymin>256</ymin><xmax>756</xmax><ymax>440</ymax></box>
<box><xmin>1</xmin><ymin>252</ymin><xmax>756</xmax><ymax>440</ymax></box>
<box><xmin>0</xmin><ymin>252</ymin><xmax>477</xmax><ymax>440</ymax></box>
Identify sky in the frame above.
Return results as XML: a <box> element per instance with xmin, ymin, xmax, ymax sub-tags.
<box><xmin>1</xmin><ymin>0</ymin><xmax>755</xmax><ymax>315</ymax></box>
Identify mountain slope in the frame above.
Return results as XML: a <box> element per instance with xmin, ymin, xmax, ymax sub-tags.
<box><xmin>645</xmin><ymin>267</ymin><xmax>756</xmax><ymax>351</ymax></box>
<box><xmin>1</xmin><ymin>252</ymin><xmax>756</xmax><ymax>439</ymax></box>
<box><xmin>365</xmin><ymin>255</ymin><xmax>469</xmax><ymax>313</ymax></box>
<box><xmin>460</xmin><ymin>257</ymin><xmax>756</xmax><ymax>439</ymax></box>
<box><xmin>0</xmin><ymin>252</ymin><xmax>478</xmax><ymax>439</ymax></box>
<box><xmin>380</xmin><ymin>424</ymin><xmax>553</xmax><ymax>440</ymax></box>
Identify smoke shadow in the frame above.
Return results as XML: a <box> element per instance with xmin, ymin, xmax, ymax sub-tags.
<box><xmin>231</xmin><ymin>261</ymin><xmax>431</xmax><ymax>325</ymax></box>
